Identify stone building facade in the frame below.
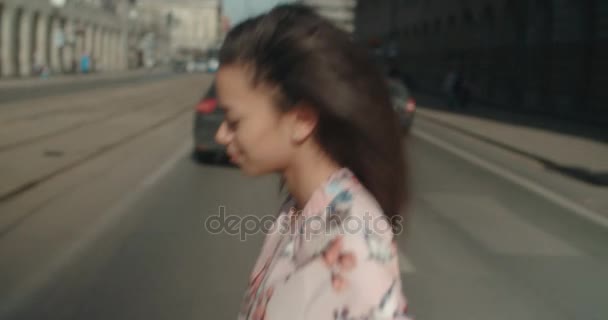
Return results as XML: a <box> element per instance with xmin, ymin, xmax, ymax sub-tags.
<box><xmin>300</xmin><ymin>0</ymin><xmax>356</xmax><ymax>33</ymax></box>
<box><xmin>0</xmin><ymin>0</ymin><xmax>132</xmax><ymax>77</ymax></box>
<box><xmin>355</xmin><ymin>0</ymin><xmax>608</xmax><ymax>124</ymax></box>
<box><xmin>138</xmin><ymin>0</ymin><xmax>220</xmax><ymax>54</ymax></box>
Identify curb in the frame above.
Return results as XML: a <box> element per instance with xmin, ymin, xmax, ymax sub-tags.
<box><xmin>0</xmin><ymin>70</ymin><xmax>174</xmax><ymax>104</ymax></box>
<box><xmin>416</xmin><ymin>110</ymin><xmax>608</xmax><ymax>187</ymax></box>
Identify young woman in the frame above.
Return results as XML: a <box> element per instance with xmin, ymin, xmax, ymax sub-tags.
<box><xmin>214</xmin><ymin>5</ymin><xmax>412</xmax><ymax>320</ymax></box>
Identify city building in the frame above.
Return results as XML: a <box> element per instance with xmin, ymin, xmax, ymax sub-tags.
<box><xmin>125</xmin><ymin>4</ymin><xmax>171</xmax><ymax>68</ymax></box>
<box><xmin>299</xmin><ymin>0</ymin><xmax>356</xmax><ymax>33</ymax></box>
<box><xmin>137</xmin><ymin>0</ymin><xmax>220</xmax><ymax>56</ymax></box>
<box><xmin>355</xmin><ymin>0</ymin><xmax>608</xmax><ymax>124</ymax></box>
<box><xmin>0</xmin><ymin>0</ymin><xmax>134</xmax><ymax>77</ymax></box>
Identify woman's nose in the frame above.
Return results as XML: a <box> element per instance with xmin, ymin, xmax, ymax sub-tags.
<box><xmin>215</xmin><ymin>121</ymin><xmax>231</xmax><ymax>145</ymax></box>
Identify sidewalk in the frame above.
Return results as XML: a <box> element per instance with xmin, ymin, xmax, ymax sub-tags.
<box><xmin>0</xmin><ymin>67</ymin><xmax>174</xmax><ymax>104</ymax></box>
<box><xmin>0</xmin><ymin>67</ymin><xmax>170</xmax><ymax>89</ymax></box>
<box><xmin>414</xmin><ymin>93</ymin><xmax>608</xmax><ymax>187</ymax></box>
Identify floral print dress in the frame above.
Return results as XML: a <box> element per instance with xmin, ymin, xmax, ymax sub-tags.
<box><xmin>238</xmin><ymin>168</ymin><xmax>412</xmax><ymax>320</ymax></box>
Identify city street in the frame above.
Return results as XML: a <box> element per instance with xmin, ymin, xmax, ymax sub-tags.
<box><xmin>0</xmin><ymin>73</ymin><xmax>607</xmax><ymax>320</ymax></box>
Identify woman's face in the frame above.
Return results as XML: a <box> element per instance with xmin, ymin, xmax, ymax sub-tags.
<box><xmin>215</xmin><ymin>65</ymin><xmax>296</xmax><ymax>176</ymax></box>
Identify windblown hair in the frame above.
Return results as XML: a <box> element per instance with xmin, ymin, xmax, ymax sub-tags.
<box><xmin>220</xmin><ymin>4</ymin><xmax>409</xmax><ymax>227</ymax></box>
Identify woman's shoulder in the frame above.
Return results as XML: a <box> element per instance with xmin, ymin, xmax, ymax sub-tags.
<box><xmin>290</xmin><ymin>177</ymin><xmax>392</xmax><ymax>254</ymax></box>
<box><xmin>327</xmin><ymin>177</ymin><xmax>394</xmax><ymax>240</ymax></box>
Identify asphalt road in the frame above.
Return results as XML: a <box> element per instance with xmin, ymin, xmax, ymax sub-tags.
<box><xmin>0</xmin><ymin>73</ymin><xmax>606</xmax><ymax>320</ymax></box>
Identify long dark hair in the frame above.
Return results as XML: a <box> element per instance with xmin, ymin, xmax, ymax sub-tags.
<box><xmin>219</xmin><ymin>5</ymin><xmax>409</xmax><ymax>224</ymax></box>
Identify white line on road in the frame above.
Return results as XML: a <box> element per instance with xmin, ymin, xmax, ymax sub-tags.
<box><xmin>0</xmin><ymin>141</ymin><xmax>192</xmax><ymax>318</ymax></box>
<box><xmin>412</xmin><ymin>128</ymin><xmax>608</xmax><ymax>230</ymax></box>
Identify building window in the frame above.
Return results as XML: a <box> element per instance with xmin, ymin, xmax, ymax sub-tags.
<box><xmin>463</xmin><ymin>8</ymin><xmax>474</xmax><ymax>26</ymax></box>
<box><xmin>482</xmin><ymin>4</ymin><xmax>495</xmax><ymax>27</ymax></box>
<box><xmin>448</xmin><ymin>15</ymin><xmax>456</xmax><ymax>27</ymax></box>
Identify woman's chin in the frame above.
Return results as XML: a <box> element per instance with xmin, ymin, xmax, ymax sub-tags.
<box><xmin>239</xmin><ymin>164</ymin><xmax>277</xmax><ymax>177</ymax></box>
<box><xmin>238</xmin><ymin>163</ymin><xmax>258</xmax><ymax>176</ymax></box>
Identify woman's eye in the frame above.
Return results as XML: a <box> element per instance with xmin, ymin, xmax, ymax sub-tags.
<box><xmin>226</xmin><ymin>119</ymin><xmax>239</xmax><ymax>130</ymax></box>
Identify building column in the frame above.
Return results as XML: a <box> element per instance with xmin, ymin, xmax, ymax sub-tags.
<box><xmin>85</xmin><ymin>24</ymin><xmax>95</xmax><ymax>55</ymax></box>
<box><xmin>93</xmin><ymin>26</ymin><xmax>103</xmax><ymax>71</ymax></box>
<box><xmin>49</xmin><ymin>17</ymin><xmax>62</xmax><ymax>73</ymax></box>
<box><xmin>18</xmin><ymin>10</ymin><xmax>34</xmax><ymax>77</ymax></box>
<box><xmin>62</xmin><ymin>19</ymin><xmax>75</xmax><ymax>73</ymax></box>
<box><xmin>84</xmin><ymin>24</ymin><xmax>95</xmax><ymax>72</ymax></box>
<box><xmin>35</xmin><ymin>13</ymin><xmax>50</xmax><ymax>72</ymax></box>
<box><xmin>109</xmin><ymin>31</ymin><xmax>118</xmax><ymax>71</ymax></box>
<box><xmin>1</xmin><ymin>6</ymin><xmax>18</xmax><ymax>77</ymax></box>
<box><xmin>74</xmin><ymin>21</ymin><xmax>85</xmax><ymax>57</ymax></box>
<box><xmin>110</xmin><ymin>31</ymin><xmax>118</xmax><ymax>71</ymax></box>
<box><xmin>101</xmin><ymin>30</ymin><xmax>108</xmax><ymax>71</ymax></box>
<box><xmin>127</xmin><ymin>29</ymin><xmax>139</xmax><ymax>69</ymax></box>
<box><xmin>102</xmin><ymin>29</ymin><xmax>112</xmax><ymax>72</ymax></box>
<box><xmin>119</xmin><ymin>30</ymin><xmax>128</xmax><ymax>70</ymax></box>
<box><xmin>114</xmin><ymin>31</ymin><xmax>121</xmax><ymax>71</ymax></box>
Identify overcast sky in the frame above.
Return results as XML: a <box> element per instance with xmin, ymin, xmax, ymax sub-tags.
<box><xmin>222</xmin><ymin>0</ymin><xmax>296</xmax><ymax>25</ymax></box>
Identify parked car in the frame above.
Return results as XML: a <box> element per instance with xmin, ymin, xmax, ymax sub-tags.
<box><xmin>205</xmin><ymin>48</ymin><xmax>220</xmax><ymax>73</ymax></box>
<box><xmin>192</xmin><ymin>82</ymin><xmax>227</xmax><ymax>164</ymax></box>
<box><xmin>187</xmin><ymin>59</ymin><xmax>208</xmax><ymax>73</ymax></box>
<box><xmin>387</xmin><ymin>78</ymin><xmax>416</xmax><ymax>132</ymax></box>
<box><xmin>206</xmin><ymin>57</ymin><xmax>219</xmax><ymax>73</ymax></box>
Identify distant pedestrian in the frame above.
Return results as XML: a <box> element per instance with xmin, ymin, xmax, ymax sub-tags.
<box><xmin>80</xmin><ymin>53</ymin><xmax>91</xmax><ymax>74</ymax></box>
<box><xmin>443</xmin><ymin>69</ymin><xmax>458</xmax><ymax>108</ymax></box>
<box><xmin>443</xmin><ymin>68</ymin><xmax>470</xmax><ymax>109</ymax></box>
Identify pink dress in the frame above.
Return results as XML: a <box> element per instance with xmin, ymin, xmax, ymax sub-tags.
<box><xmin>238</xmin><ymin>168</ymin><xmax>412</xmax><ymax>320</ymax></box>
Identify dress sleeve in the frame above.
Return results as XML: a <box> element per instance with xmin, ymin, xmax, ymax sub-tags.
<box><xmin>263</xmin><ymin>231</ymin><xmax>412</xmax><ymax>320</ymax></box>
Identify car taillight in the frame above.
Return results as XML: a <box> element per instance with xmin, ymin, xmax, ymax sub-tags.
<box><xmin>196</xmin><ymin>98</ymin><xmax>217</xmax><ymax>114</ymax></box>
<box><xmin>405</xmin><ymin>98</ymin><xmax>416</xmax><ymax>112</ymax></box>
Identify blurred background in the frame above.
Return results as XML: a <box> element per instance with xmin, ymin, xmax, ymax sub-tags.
<box><xmin>0</xmin><ymin>0</ymin><xmax>607</xmax><ymax>319</ymax></box>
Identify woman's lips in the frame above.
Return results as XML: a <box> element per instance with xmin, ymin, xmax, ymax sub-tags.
<box><xmin>228</xmin><ymin>152</ymin><xmax>239</xmax><ymax>163</ymax></box>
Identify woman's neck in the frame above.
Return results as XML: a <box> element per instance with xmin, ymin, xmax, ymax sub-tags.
<box><xmin>283</xmin><ymin>149</ymin><xmax>341</xmax><ymax>211</ymax></box>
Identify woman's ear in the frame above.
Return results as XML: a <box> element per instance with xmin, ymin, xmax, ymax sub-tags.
<box><xmin>290</xmin><ymin>104</ymin><xmax>319</xmax><ymax>143</ymax></box>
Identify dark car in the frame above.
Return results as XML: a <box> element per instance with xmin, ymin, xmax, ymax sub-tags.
<box><xmin>387</xmin><ymin>78</ymin><xmax>416</xmax><ymax>131</ymax></box>
<box><xmin>192</xmin><ymin>83</ymin><xmax>227</xmax><ymax>163</ymax></box>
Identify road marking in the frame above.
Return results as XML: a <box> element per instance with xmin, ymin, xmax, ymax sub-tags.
<box><xmin>413</xmin><ymin>128</ymin><xmax>608</xmax><ymax>230</ymax></box>
<box><xmin>398</xmin><ymin>250</ymin><xmax>416</xmax><ymax>274</ymax></box>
